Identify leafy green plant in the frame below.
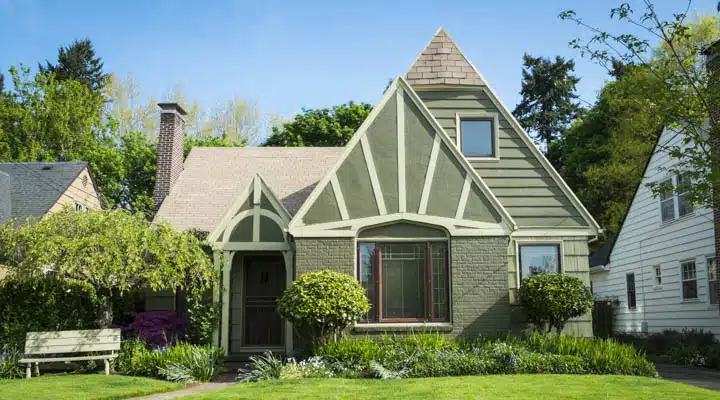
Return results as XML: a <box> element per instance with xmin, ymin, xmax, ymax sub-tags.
<box><xmin>0</xmin><ymin>345</ymin><xmax>23</xmax><ymax>380</ymax></box>
<box><xmin>237</xmin><ymin>352</ymin><xmax>284</xmax><ymax>382</ymax></box>
<box><xmin>518</xmin><ymin>273</ymin><xmax>593</xmax><ymax>334</ymax></box>
<box><xmin>277</xmin><ymin>270</ymin><xmax>370</xmax><ymax>346</ymax></box>
<box><xmin>186</xmin><ymin>298</ymin><xmax>219</xmax><ymax>346</ymax></box>
<box><xmin>0</xmin><ymin>275</ymin><xmax>102</xmax><ymax>348</ymax></box>
<box><xmin>159</xmin><ymin>345</ymin><xmax>224</xmax><ymax>383</ymax></box>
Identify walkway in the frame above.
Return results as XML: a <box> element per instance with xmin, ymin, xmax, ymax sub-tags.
<box><xmin>656</xmin><ymin>363</ymin><xmax>720</xmax><ymax>391</ymax></box>
<box><xmin>129</xmin><ymin>381</ymin><xmax>234</xmax><ymax>400</ymax></box>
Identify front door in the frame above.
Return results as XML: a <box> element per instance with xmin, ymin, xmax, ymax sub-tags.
<box><xmin>242</xmin><ymin>255</ymin><xmax>284</xmax><ymax>348</ymax></box>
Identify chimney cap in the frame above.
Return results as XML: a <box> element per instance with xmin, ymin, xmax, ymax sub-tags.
<box><xmin>157</xmin><ymin>102</ymin><xmax>188</xmax><ymax>116</ymax></box>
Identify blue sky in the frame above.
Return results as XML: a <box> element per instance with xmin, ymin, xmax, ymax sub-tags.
<box><xmin>1</xmin><ymin>0</ymin><xmax>717</xmax><ymax>128</ymax></box>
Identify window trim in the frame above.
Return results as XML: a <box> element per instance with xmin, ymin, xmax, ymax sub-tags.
<box><xmin>653</xmin><ymin>265</ymin><xmax>662</xmax><ymax>287</ymax></box>
<box><xmin>658</xmin><ymin>172</ymin><xmax>694</xmax><ymax>224</ymax></box>
<box><xmin>356</xmin><ymin>241</ymin><xmax>450</xmax><ymax>324</ymax></box>
<box><xmin>515</xmin><ymin>241</ymin><xmax>563</xmax><ymax>284</ymax></box>
<box><xmin>680</xmin><ymin>259</ymin><xmax>699</xmax><ymax>301</ymax></box>
<box><xmin>74</xmin><ymin>201</ymin><xmax>88</xmax><ymax>212</ymax></box>
<box><xmin>707</xmin><ymin>256</ymin><xmax>718</xmax><ymax>305</ymax></box>
<box><xmin>455</xmin><ymin>111</ymin><xmax>500</xmax><ymax>161</ymax></box>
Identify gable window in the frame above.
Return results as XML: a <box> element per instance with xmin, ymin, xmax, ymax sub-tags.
<box><xmin>708</xmin><ymin>257</ymin><xmax>718</xmax><ymax>305</ymax></box>
<box><xmin>518</xmin><ymin>244</ymin><xmax>561</xmax><ymax>281</ymax></box>
<box><xmin>626</xmin><ymin>273</ymin><xmax>636</xmax><ymax>310</ymax></box>
<box><xmin>457</xmin><ymin>113</ymin><xmax>499</xmax><ymax>159</ymax></box>
<box><xmin>681</xmin><ymin>260</ymin><xmax>698</xmax><ymax>300</ymax></box>
<box><xmin>358</xmin><ymin>242</ymin><xmax>448</xmax><ymax>322</ymax></box>
<box><xmin>654</xmin><ymin>265</ymin><xmax>662</xmax><ymax>286</ymax></box>
<box><xmin>74</xmin><ymin>202</ymin><xmax>88</xmax><ymax>212</ymax></box>
<box><xmin>659</xmin><ymin>173</ymin><xmax>693</xmax><ymax>223</ymax></box>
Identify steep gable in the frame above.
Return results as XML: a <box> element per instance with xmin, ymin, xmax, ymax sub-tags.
<box><xmin>408</xmin><ymin>29</ymin><xmax>600</xmax><ymax>233</ymax></box>
<box><xmin>289</xmin><ymin>78</ymin><xmax>515</xmax><ymax>237</ymax></box>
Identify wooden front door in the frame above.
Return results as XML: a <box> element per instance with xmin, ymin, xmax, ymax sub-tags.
<box><xmin>242</xmin><ymin>255</ymin><xmax>284</xmax><ymax>347</ymax></box>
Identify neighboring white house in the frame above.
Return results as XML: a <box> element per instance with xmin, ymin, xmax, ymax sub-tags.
<box><xmin>590</xmin><ymin>127</ymin><xmax>719</xmax><ymax>336</ymax></box>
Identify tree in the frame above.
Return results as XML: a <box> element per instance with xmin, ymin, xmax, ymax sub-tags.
<box><xmin>264</xmin><ymin>102</ymin><xmax>372</xmax><ymax>147</ymax></box>
<box><xmin>40</xmin><ymin>39</ymin><xmax>108</xmax><ymax>93</ymax></box>
<box><xmin>0</xmin><ymin>208</ymin><xmax>215</xmax><ymax>327</ymax></box>
<box><xmin>512</xmin><ymin>54</ymin><xmax>582</xmax><ymax>168</ymax></box>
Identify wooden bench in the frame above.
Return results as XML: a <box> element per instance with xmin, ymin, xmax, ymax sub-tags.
<box><xmin>19</xmin><ymin>329</ymin><xmax>121</xmax><ymax>378</ymax></box>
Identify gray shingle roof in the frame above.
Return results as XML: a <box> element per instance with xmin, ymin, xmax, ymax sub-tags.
<box><xmin>406</xmin><ymin>28</ymin><xmax>486</xmax><ymax>86</ymax></box>
<box><xmin>154</xmin><ymin>147</ymin><xmax>344</xmax><ymax>232</ymax></box>
<box><xmin>0</xmin><ymin>162</ymin><xmax>88</xmax><ymax>223</ymax></box>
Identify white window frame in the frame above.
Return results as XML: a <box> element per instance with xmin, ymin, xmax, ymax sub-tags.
<box><xmin>680</xmin><ymin>259</ymin><xmax>699</xmax><ymax>301</ymax></box>
<box><xmin>74</xmin><ymin>201</ymin><xmax>88</xmax><ymax>212</ymax></box>
<box><xmin>626</xmin><ymin>272</ymin><xmax>637</xmax><ymax>311</ymax></box>
<box><xmin>707</xmin><ymin>256</ymin><xmax>718</xmax><ymax>305</ymax></box>
<box><xmin>659</xmin><ymin>172</ymin><xmax>694</xmax><ymax>223</ymax></box>
<box><xmin>455</xmin><ymin>111</ymin><xmax>500</xmax><ymax>161</ymax></box>
<box><xmin>653</xmin><ymin>265</ymin><xmax>662</xmax><ymax>287</ymax></box>
<box><xmin>515</xmin><ymin>240</ymin><xmax>564</xmax><ymax>285</ymax></box>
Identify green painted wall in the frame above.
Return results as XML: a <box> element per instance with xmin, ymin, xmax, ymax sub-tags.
<box><xmin>463</xmin><ymin>184</ymin><xmax>502</xmax><ymax>223</ymax></box>
<box><xmin>404</xmin><ymin>93</ymin><xmax>435</xmax><ymax>214</ymax></box>
<box><xmin>260</xmin><ymin>193</ymin><xmax>278</xmax><ymax>214</ymax></box>
<box><xmin>416</xmin><ymin>90</ymin><xmax>588</xmax><ymax>228</ymax></box>
<box><xmin>303</xmin><ymin>184</ymin><xmax>341</xmax><ymax>225</ymax></box>
<box><xmin>367</xmin><ymin>94</ymin><xmax>399</xmax><ymax>214</ymax></box>
<box><xmin>229</xmin><ymin>217</ymin><xmax>253</xmax><ymax>242</ymax></box>
<box><xmin>426</xmin><ymin>142</ymin><xmax>466</xmax><ymax>218</ymax></box>
<box><xmin>259</xmin><ymin>215</ymin><xmax>284</xmax><ymax>242</ymax></box>
<box><xmin>337</xmin><ymin>145</ymin><xmax>378</xmax><ymax>219</ymax></box>
<box><xmin>358</xmin><ymin>222</ymin><xmax>447</xmax><ymax>239</ymax></box>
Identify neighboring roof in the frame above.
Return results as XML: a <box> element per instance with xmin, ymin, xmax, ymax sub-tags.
<box><xmin>589</xmin><ymin>236</ymin><xmax>616</xmax><ymax>268</ymax></box>
<box><xmin>0</xmin><ymin>162</ymin><xmax>88</xmax><ymax>222</ymax></box>
<box><xmin>405</xmin><ymin>28</ymin><xmax>486</xmax><ymax>86</ymax></box>
<box><xmin>154</xmin><ymin>147</ymin><xmax>344</xmax><ymax>232</ymax></box>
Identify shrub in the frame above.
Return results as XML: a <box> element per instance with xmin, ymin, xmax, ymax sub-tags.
<box><xmin>238</xmin><ymin>352</ymin><xmax>284</xmax><ymax>382</ymax></box>
<box><xmin>614</xmin><ymin>329</ymin><xmax>720</xmax><ymax>370</ymax></box>
<box><xmin>0</xmin><ymin>275</ymin><xmax>102</xmax><ymax>348</ymax></box>
<box><xmin>0</xmin><ymin>345</ymin><xmax>23</xmax><ymax>380</ymax></box>
<box><xmin>128</xmin><ymin>311</ymin><xmax>186</xmax><ymax>347</ymax></box>
<box><xmin>159</xmin><ymin>345</ymin><xmax>224</xmax><ymax>383</ymax></box>
<box><xmin>277</xmin><ymin>270</ymin><xmax>370</xmax><ymax>346</ymax></box>
<box><xmin>186</xmin><ymin>299</ymin><xmax>219</xmax><ymax>345</ymax></box>
<box><xmin>116</xmin><ymin>338</ymin><xmax>166</xmax><ymax>377</ymax></box>
<box><xmin>518</xmin><ymin>273</ymin><xmax>593</xmax><ymax>334</ymax></box>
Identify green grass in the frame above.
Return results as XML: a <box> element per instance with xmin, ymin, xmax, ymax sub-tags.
<box><xmin>0</xmin><ymin>374</ymin><xmax>182</xmax><ymax>400</ymax></box>
<box><xmin>184</xmin><ymin>376</ymin><xmax>720</xmax><ymax>400</ymax></box>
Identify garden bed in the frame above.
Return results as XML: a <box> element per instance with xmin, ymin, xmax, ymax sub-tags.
<box><xmin>0</xmin><ymin>374</ymin><xmax>181</xmax><ymax>400</ymax></box>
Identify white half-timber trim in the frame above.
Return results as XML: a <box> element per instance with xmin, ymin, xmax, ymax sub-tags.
<box><xmin>418</xmin><ymin>134</ymin><xmax>441</xmax><ymax>215</ymax></box>
<box><xmin>397</xmin><ymin>87</ymin><xmax>406</xmax><ymax>213</ymax></box>
<box><xmin>360</xmin><ymin>135</ymin><xmax>387</xmax><ymax>215</ymax></box>
<box><xmin>220</xmin><ymin>250</ymin><xmax>234</xmax><ymax>355</ymax></box>
<box><xmin>330</xmin><ymin>174</ymin><xmax>349</xmax><ymax>220</ymax></box>
<box><xmin>455</xmin><ymin>174</ymin><xmax>472</xmax><ymax>219</ymax></box>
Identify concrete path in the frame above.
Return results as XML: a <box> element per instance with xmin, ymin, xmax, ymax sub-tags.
<box><xmin>656</xmin><ymin>363</ymin><xmax>720</xmax><ymax>391</ymax></box>
<box><xmin>128</xmin><ymin>382</ymin><xmax>235</xmax><ymax>400</ymax></box>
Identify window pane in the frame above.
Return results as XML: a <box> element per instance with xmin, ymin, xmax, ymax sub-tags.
<box><xmin>660</xmin><ymin>198</ymin><xmax>675</xmax><ymax>222</ymax></box>
<box><xmin>461</xmin><ymin>119</ymin><xmax>494</xmax><ymax>157</ymax></box>
<box><xmin>678</xmin><ymin>193</ymin><xmax>693</xmax><ymax>217</ymax></box>
<box><xmin>358</xmin><ymin>243</ymin><xmax>377</xmax><ymax>321</ymax></box>
<box><xmin>519</xmin><ymin>244</ymin><xmax>560</xmax><ymax>280</ymax></box>
<box><xmin>431</xmin><ymin>244</ymin><xmax>447</xmax><ymax>320</ymax></box>
<box><xmin>683</xmin><ymin>280</ymin><xmax>698</xmax><ymax>299</ymax></box>
<box><xmin>381</xmin><ymin>244</ymin><xmax>425</xmax><ymax>320</ymax></box>
<box><xmin>659</xmin><ymin>179</ymin><xmax>673</xmax><ymax>201</ymax></box>
<box><xmin>708</xmin><ymin>258</ymin><xmax>718</xmax><ymax>305</ymax></box>
<box><xmin>655</xmin><ymin>265</ymin><xmax>662</xmax><ymax>285</ymax></box>
<box><xmin>677</xmin><ymin>173</ymin><xmax>691</xmax><ymax>194</ymax></box>
<box><xmin>682</xmin><ymin>261</ymin><xmax>698</xmax><ymax>300</ymax></box>
<box><xmin>709</xmin><ymin>258</ymin><xmax>717</xmax><ymax>281</ymax></box>
<box><xmin>626</xmin><ymin>273</ymin><xmax>636</xmax><ymax>309</ymax></box>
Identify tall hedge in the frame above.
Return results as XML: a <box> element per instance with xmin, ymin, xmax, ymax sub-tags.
<box><xmin>0</xmin><ymin>275</ymin><xmax>102</xmax><ymax>348</ymax></box>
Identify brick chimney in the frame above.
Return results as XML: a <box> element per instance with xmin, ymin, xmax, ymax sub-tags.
<box><xmin>703</xmin><ymin>40</ymin><xmax>720</xmax><ymax>312</ymax></box>
<box><xmin>153</xmin><ymin>102</ymin><xmax>187</xmax><ymax>210</ymax></box>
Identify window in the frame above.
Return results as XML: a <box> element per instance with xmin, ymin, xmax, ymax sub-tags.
<box><xmin>358</xmin><ymin>242</ymin><xmax>448</xmax><ymax>322</ymax></box>
<box><xmin>626</xmin><ymin>273</ymin><xmax>636</xmax><ymax>310</ymax></box>
<box><xmin>518</xmin><ymin>244</ymin><xmax>561</xmax><ymax>281</ymax></box>
<box><xmin>654</xmin><ymin>265</ymin><xmax>662</xmax><ymax>286</ymax></box>
<box><xmin>74</xmin><ymin>202</ymin><xmax>88</xmax><ymax>212</ymax></box>
<box><xmin>659</xmin><ymin>173</ymin><xmax>693</xmax><ymax>222</ymax></box>
<box><xmin>681</xmin><ymin>261</ymin><xmax>698</xmax><ymax>300</ymax></box>
<box><xmin>458</xmin><ymin>114</ymin><xmax>498</xmax><ymax>158</ymax></box>
<box><xmin>708</xmin><ymin>257</ymin><xmax>718</xmax><ymax>305</ymax></box>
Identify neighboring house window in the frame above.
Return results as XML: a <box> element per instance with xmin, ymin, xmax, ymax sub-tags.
<box><xmin>626</xmin><ymin>273</ymin><xmax>636</xmax><ymax>310</ymax></box>
<box><xmin>659</xmin><ymin>173</ymin><xmax>693</xmax><ymax>223</ymax></box>
<box><xmin>681</xmin><ymin>260</ymin><xmax>698</xmax><ymax>300</ymax></box>
<box><xmin>358</xmin><ymin>242</ymin><xmax>449</xmax><ymax>322</ymax></box>
<box><xmin>74</xmin><ymin>202</ymin><xmax>88</xmax><ymax>212</ymax></box>
<box><xmin>654</xmin><ymin>265</ymin><xmax>662</xmax><ymax>286</ymax></box>
<box><xmin>708</xmin><ymin>257</ymin><xmax>718</xmax><ymax>305</ymax></box>
<box><xmin>518</xmin><ymin>244</ymin><xmax>561</xmax><ymax>281</ymax></box>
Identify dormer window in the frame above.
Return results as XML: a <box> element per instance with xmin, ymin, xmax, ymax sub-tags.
<box><xmin>456</xmin><ymin>112</ymin><xmax>499</xmax><ymax>160</ymax></box>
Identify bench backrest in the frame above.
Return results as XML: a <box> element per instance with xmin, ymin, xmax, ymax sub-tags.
<box><xmin>24</xmin><ymin>329</ymin><xmax>121</xmax><ymax>355</ymax></box>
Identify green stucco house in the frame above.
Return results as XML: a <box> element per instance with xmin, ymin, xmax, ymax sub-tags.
<box><xmin>153</xmin><ymin>28</ymin><xmax>601</xmax><ymax>357</ymax></box>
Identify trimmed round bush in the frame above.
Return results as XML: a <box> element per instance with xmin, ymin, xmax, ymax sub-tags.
<box><xmin>277</xmin><ymin>270</ymin><xmax>370</xmax><ymax>346</ymax></box>
<box><xmin>518</xmin><ymin>273</ymin><xmax>593</xmax><ymax>334</ymax></box>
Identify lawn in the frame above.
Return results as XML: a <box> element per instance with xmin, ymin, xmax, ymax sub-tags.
<box><xmin>0</xmin><ymin>374</ymin><xmax>182</xmax><ymax>400</ymax></box>
<box><xmin>184</xmin><ymin>375</ymin><xmax>720</xmax><ymax>400</ymax></box>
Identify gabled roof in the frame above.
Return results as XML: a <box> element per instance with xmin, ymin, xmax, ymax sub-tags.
<box><xmin>0</xmin><ymin>162</ymin><xmax>89</xmax><ymax>222</ymax></box>
<box><xmin>406</xmin><ymin>28</ymin><xmax>486</xmax><ymax>86</ymax></box>
<box><xmin>154</xmin><ymin>147</ymin><xmax>344</xmax><ymax>232</ymax></box>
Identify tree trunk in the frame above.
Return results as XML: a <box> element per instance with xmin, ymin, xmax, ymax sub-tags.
<box><xmin>96</xmin><ymin>297</ymin><xmax>114</xmax><ymax>328</ymax></box>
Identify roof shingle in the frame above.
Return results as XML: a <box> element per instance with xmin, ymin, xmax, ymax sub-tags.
<box><xmin>406</xmin><ymin>28</ymin><xmax>486</xmax><ymax>86</ymax></box>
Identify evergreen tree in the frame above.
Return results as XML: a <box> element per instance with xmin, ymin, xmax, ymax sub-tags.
<box><xmin>40</xmin><ymin>39</ymin><xmax>108</xmax><ymax>93</ymax></box>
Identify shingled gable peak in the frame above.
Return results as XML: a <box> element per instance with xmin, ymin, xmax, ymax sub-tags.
<box><xmin>406</xmin><ymin>28</ymin><xmax>487</xmax><ymax>86</ymax></box>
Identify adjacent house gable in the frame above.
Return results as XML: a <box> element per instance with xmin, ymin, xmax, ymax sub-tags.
<box><xmin>289</xmin><ymin>77</ymin><xmax>515</xmax><ymax>237</ymax></box>
<box><xmin>408</xmin><ymin>29</ymin><xmax>600</xmax><ymax>234</ymax></box>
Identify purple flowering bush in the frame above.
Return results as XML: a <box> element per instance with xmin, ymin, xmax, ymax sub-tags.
<box><xmin>128</xmin><ymin>311</ymin><xmax>186</xmax><ymax>347</ymax></box>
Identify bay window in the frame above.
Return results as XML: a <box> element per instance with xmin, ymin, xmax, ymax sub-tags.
<box><xmin>358</xmin><ymin>242</ymin><xmax>449</xmax><ymax>322</ymax></box>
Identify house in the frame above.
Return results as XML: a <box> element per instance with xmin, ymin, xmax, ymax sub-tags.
<box><xmin>0</xmin><ymin>161</ymin><xmax>102</xmax><ymax>278</ymax></box>
<box><xmin>152</xmin><ymin>28</ymin><xmax>601</xmax><ymax>356</ymax></box>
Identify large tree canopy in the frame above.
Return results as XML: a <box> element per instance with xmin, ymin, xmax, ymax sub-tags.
<box><xmin>264</xmin><ymin>102</ymin><xmax>372</xmax><ymax>147</ymax></box>
<box><xmin>40</xmin><ymin>39</ymin><xmax>108</xmax><ymax>93</ymax></box>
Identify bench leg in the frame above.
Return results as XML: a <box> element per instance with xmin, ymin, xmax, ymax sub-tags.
<box><xmin>34</xmin><ymin>363</ymin><xmax>39</xmax><ymax>377</ymax></box>
<box><xmin>25</xmin><ymin>364</ymin><xmax>31</xmax><ymax>379</ymax></box>
<box><xmin>104</xmin><ymin>359</ymin><xmax>110</xmax><ymax>375</ymax></box>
